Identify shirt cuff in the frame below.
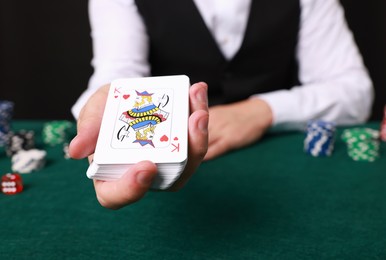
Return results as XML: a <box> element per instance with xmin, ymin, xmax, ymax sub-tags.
<box><xmin>253</xmin><ymin>89</ymin><xmax>306</xmax><ymax>131</ymax></box>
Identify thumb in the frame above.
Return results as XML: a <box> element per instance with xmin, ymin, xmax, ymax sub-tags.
<box><xmin>94</xmin><ymin>161</ymin><xmax>158</xmax><ymax>209</ymax></box>
<box><xmin>69</xmin><ymin>85</ymin><xmax>110</xmax><ymax>159</ymax></box>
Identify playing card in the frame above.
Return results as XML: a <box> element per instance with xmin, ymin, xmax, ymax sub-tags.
<box><xmin>87</xmin><ymin>75</ymin><xmax>190</xmax><ymax>189</ymax></box>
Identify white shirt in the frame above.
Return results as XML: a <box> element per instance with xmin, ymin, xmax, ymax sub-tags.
<box><xmin>73</xmin><ymin>0</ymin><xmax>373</xmax><ymax>130</ymax></box>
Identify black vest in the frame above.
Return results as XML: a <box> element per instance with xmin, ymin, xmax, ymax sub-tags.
<box><xmin>135</xmin><ymin>0</ymin><xmax>300</xmax><ymax>106</ymax></box>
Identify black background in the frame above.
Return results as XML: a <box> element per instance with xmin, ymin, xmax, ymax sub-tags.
<box><xmin>0</xmin><ymin>1</ymin><xmax>385</xmax><ymax>120</ymax></box>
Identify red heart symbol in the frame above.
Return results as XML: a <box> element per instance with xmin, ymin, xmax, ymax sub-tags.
<box><xmin>174</xmin><ymin>137</ymin><xmax>179</xmax><ymax>141</ymax></box>
<box><xmin>123</xmin><ymin>94</ymin><xmax>130</xmax><ymax>100</ymax></box>
<box><xmin>160</xmin><ymin>135</ymin><xmax>169</xmax><ymax>142</ymax></box>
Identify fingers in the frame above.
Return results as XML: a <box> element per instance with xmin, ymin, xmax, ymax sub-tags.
<box><xmin>204</xmin><ymin>98</ymin><xmax>273</xmax><ymax>161</ymax></box>
<box><xmin>188</xmin><ymin>110</ymin><xmax>209</xmax><ymax>161</ymax></box>
<box><xmin>168</xmin><ymin>82</ymin><xmax>209</xmax><ymax>190</ymax></box>
<box><xmin>93</xmin><ymin>160</ymin><xmax>158</xmax><ymax>209</ymax></box>
<box><xmin>189</xmin><ymin>82</ymin><xmax>208</xmax><ymax>112</ymax></box>
<box><xmin>188</xmin><ymin>83</ymin><xmax>209</xmax><ymax>161</ymax></box>
<box><xmin>204</xmin><ymin>139</ymin><xmax>229</xmax><ymax>161</ymax></box>
<box><xmin>69</xmin><ymin>85</ymin><xmax>110</xmax><ymax>159</ymax></box>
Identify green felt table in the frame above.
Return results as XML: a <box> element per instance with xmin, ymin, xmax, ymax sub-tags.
<box><xmin>1</xmin><ymin>121</ymin><xmax>386</xmax><ymax>259</ymax></box>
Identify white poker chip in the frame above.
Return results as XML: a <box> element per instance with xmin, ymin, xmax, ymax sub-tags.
<box><xmin>11</xmin><ymin>149</ymin><xmax>47</xmax><ymax>174</ymax></box>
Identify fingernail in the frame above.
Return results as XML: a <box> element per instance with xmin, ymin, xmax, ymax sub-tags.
<box><xmin>136</xmin><ymin>171</ymin><xmax>155</xmax><ymax>187</ymax></box>
<box><xmin>198</xmin><ymin>115</ymin><xmax>209</xmax><ymax>133</ymax></box>
<box><xmin>196</xmin><ymin>86</ymin><xmax>208</xmax><ymax>104</ymax></box>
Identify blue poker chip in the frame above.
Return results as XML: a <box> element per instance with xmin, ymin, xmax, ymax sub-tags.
<box><xmin>306</xmin><ymin>120</ymin><xmax>336</xmax><ymax>133</ymax></box>
<box><xmin>304</xmin><ymin>120</ymin><xmax>336</xmax><ymax>157</ymax></box>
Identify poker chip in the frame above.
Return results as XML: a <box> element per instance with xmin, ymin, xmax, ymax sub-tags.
<box><xmin>11</xmin><ymin>149</ymin><xmax>47</xmax><ymax>174</ymax></box>
<box><xmin>341</xmin><ymin>128</ymin><xmax>379</xmax><ymax>144</ymax></box>
<box><xmin>42</xmin><ymin>120</ymin><xmax>74</xmax><ymax>146</ymax></box>
<box><xmin>5</xmin><ymin>130</ymin><xmax>35</xmax><ymax>157</ymax></box>
<box><xmin>304</xmin><ymin>120</ymin><xmax>336</xmax><ymax>157</ymax></box>
<box><xmin>341</xmin><ymin>128</ymin><xmax>380</xmax><ymax>162</ymax></box>
<box><xmin>0</xmin><ymin>100</ymin><xmax>14</xmax><ymax>147</ymax></box>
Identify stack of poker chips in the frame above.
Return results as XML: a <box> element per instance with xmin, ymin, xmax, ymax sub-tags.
<box><xmin>5</xmin><ymin>130</ymin><xmax>35</xmax><ymax>157</ymax></box>
<box><xmin>4</xmin><ymin>129</ymin><xmax>46</xmax><ymax>173</ymax></box>
<box><xmin>304</xmin><ymin>120</ymin><xmax>336</xmax><ymax>157</ymax></box>
<box><xmin>0</xmin><ymin>100</ymin><xmax>14</xmax><ymax>147</ymax></box>
<box><xmin>341</xmin><ymin>128</ymin><xmax>380</xmax><ymax>162</ymax></box>
<box><xmin>11</xmin><ymin>149</ymin><xmax>47</xmax><ymax>173</ymax></box>
<box><xmin>42</xmin><ymin>120</ymin><xmax>74</xmax><ymax>146</ymax></box>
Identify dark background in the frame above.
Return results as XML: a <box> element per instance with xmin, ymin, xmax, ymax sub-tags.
<box><xmin>0</xmin><ymin>1</ymin><xmax>385</xmax><ymax>120</ymax></box>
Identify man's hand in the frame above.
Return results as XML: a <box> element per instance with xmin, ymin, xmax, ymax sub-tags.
<box><xmin>69</xmin><ymin>82</ymin><xmax>209</xmax><ymax>209</ymax></box>
<box><xmin>205</xmin><ymin>98</ymin><xmax>273</xmax><ymax>161</ymax></box>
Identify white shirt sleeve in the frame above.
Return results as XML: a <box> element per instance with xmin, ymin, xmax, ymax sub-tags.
<box><xmin>71</xmin><ymin>0</ymin><xmax>150</xmax><ymax>118</ymax></box>
<box><xmin>257</xmin><ymin>0</ymin><xmax>374</xmax><ymax>130</ymax></box>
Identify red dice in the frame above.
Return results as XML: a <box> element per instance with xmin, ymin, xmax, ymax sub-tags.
<box><xmin>1</xmin><ymin>173</ymin><xmax>23</xmax><ymax>195</ymax></box>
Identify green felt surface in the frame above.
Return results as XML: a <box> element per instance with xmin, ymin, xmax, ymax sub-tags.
<box><xmin>1</xmin><ymin>121</ymin><xmax>386</xmax><ymax>259</ymax></box>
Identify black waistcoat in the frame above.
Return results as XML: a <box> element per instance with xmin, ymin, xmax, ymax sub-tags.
<box><xmin>135</xmin><ymin>0</ymin><xmax>300</xmax><ymax>105</ymax></box>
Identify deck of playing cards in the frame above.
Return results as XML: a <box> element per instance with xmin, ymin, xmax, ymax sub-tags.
<box><xmin>86</xmin><ymin>75</ymin><xmax>190</xmax><ymax>190</ymax></box>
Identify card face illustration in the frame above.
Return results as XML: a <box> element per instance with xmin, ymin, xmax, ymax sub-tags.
<box><xmin>93</xmin><ymin>75</ymin><xmax>189</xmax><ymax>165</ymax></box>
<box><xmin>112</xmin><ymin>88</ymin><xmax>174</xmax><ymax>149</ymax></box>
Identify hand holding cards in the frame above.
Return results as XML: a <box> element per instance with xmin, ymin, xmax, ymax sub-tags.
<box><xmin>87</xmin><ymin>75</ymin><xmax>189</xmax><ymax>190</ymax></box>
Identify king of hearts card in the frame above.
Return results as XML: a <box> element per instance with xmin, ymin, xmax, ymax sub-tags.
<box><xmin>92</xmin><ymin>75</ymin><xmax>189</xmax><ymax>165</ymax></box>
